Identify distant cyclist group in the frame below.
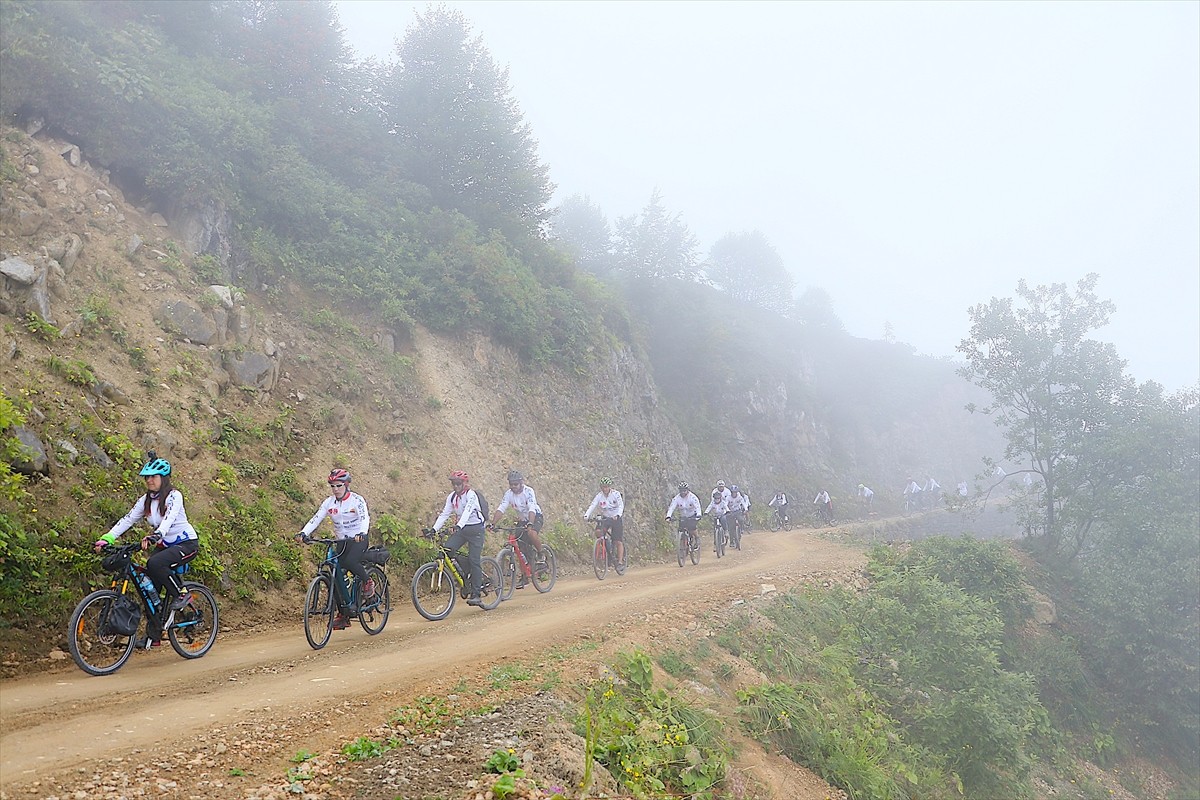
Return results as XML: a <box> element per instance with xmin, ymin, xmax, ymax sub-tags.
<box><xmin>74</xmin><ymin>451</ymin><xmax>961</xmax><ymax>673</ymax></box>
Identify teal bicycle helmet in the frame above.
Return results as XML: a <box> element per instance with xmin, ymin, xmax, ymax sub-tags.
<box><xmin>139</xmin><ymin>457</ymin><xmax>172</xmax><ymax>477</ymax></box>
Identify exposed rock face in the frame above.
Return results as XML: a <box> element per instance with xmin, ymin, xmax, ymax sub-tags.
<box><xmin>0</xmin><ymin>256</ymin><xmax>37</xmax><ymax>285</ymax></box>
<box><xmin>167</xmin><ymin>195</ymin><xmax>232</xmax><ymax>275</ymax></box>
<box><xmin>0</xmin><ymin>256</ymin><xmax>56</xmax><ymax>323</ymax></box>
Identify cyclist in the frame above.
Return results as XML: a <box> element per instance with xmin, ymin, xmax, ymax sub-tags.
<box><xmin>94</xmin><ymin>454</ymin><xmax>198</xmax><ymax>648</ymax></box>
<box><xmin>665</xmin><ymin>481</ymin><xmax>702</xmax><ymax>550</ymax></box>
<box><xmin>430</xmin><ymin>470</ymin><xmax>488</xmax><ymax>607</ymax></box>
<box><xmin>923</xmin><ymin>476</ymin><xmax>941</xmax><ymax>509</ymax></box>
<box><xmin>903</xmin><ymin>478</ymin><xmax>922</xmax><ymax>509</ymax></box>
<box><xmin>713</xmin><ymin>479</ymin><xmax>731</xmax><ymax>505</ymax></box>
<box><xmin>704</xmin><ymin>489</ymin><xmax>729</xmax><ymax>552</ymax></box>
<box><xmin>857</xmin><ymin>483</ymin><xmax>874</xmax><ymax>513</ymax></box>
<box><xmin>727</xmin><ymin>485</ymin><xmax>749</xmax><ymax>539</ymax></box>
<box><xmin>813</xmin><ymin>488</ymin><xmax>833</xmax><ymax>523</ymax></box>
<box><xmin>768</xmin><ymin>490</ymin><xmax>790</xmax><ymax>525</ymax></box>
<box><xmin>490</xmin><ymin>470</ymin><xmax>545</xmax><ymax>587</ymax></box>
<box><xmin>583</xmin><ymin>477</ymin><xmax>626</xmax><ymax>567</ymax></box>
<box><xmin>296</xmin><ymin>469</ymin><xmax>372</xmax><ymax>630</ymax></box>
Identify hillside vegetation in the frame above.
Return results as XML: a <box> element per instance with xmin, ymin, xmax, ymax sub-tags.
<box><xmin>1</xmin><ymin>3</ymin><xmax>1196</xmax><ymax>799</ymax></box>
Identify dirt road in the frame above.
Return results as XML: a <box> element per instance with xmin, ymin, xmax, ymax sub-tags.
<box><xmin>0</xmin><ymin>529</ymin><xmax>864</xmax><ymax>797</ymax></box>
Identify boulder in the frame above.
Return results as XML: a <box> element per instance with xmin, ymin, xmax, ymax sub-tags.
<box><xmin>9</xmin><ymin>426</ymin><xmax>49</xmax><ymax>475</ymax></box>
<box><xmin>155</xmin><ymin>300</ymin><xmax>219</xmax><ymax>345</ymax></box>
<box><xmin>91</xmin><ymin>380</ymin><xmax>131</xmax><ymax>406</ymax></box>
<box><xmin>230</xmin><ymin>305</ymin><xmax>255</xmax><ymax>345</ymax></box>
<box><xmin>207</xmin><ymin>285</ymin><xmax>234</xmax><ymax>310</ymax></box>
<box><xmin>126</xmin><ymin>234</ymin><xmax>142</xmax><ymax>256</ymax></box>
<box><xmin>166</xmin><ymin>195</ymin><xmax>232</xmax><ymax>272</ymax></box>
<box><xmin>224</xmin><ymin>350</ymin><xmax>278</xmax><ymax>391</ymax></box>
<box><xmin>55</xmin><ymin>439</ymin><xmax>79</xmax><ymax>464</ymax></box>
<box><xmin>16</xmin><ymin>208</ymin><xmax>46</xmax><ymax>236</ymax></box>
<box><xmin>140</xmin><ymin>429</ymin><xmax>178</xmax><ymax>458</ymax></box>
<box><xmin>80</xmin><ymin>438</ymin><xmax>114</xmax><ymax>469</ymax></box>
<box><xmin>0</xmin><ymin>256</ymin><xmax>37</xmax><ymax>285</ymax></box>
<box><xmin>58</xmin><ymin>143</ymin><xmax>81</xmax><ymax>167</ymax></box>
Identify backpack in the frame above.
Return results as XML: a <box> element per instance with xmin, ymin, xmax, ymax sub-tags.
<box><xmin>473</xmin><ymin>489</ymin><xmax>488</xmax><ymax>523</ymax></box>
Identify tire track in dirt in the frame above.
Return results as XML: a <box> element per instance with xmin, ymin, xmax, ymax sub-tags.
<box><xmin>0</xmin><ymin>530</ymin><xmax>864</xmax><ymax>793</ymax></box>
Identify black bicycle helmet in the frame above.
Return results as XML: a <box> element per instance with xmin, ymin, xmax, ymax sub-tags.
<box><xmin>507</xmin><ymin>470</ymin><xmax>524</xmax><ymax>483</ymax></box>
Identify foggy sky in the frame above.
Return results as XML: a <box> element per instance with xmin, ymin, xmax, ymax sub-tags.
<box><xmin>336</xmin><ymin>0</ymin><xmax>1200</xmax><ymax>391</ymax></box>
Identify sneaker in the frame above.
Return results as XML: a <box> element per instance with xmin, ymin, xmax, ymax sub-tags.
<box><xmin>332</xmin><ymin>614</ymin><xmax>351</xmax><ymax>630</ymax></box>
<box><xmin>169</xmin><ymin>593</ymin><xmax>189</xmax><ymax>612</ymax></box>
<box><xmin>516</xmin><ymin>576</ymin><xmax>528</xmax><ymax>589</ymax></box>
<box><xmin>361</xmin><ymin>578</ymin><xmax>377</xmax><ymax>599</ymax></box>
<box><xmin>135</xmin><ymin>636</ymin><xmax>161</xmax><ymax>649</ymax></box>
<box><xmin>465</xmin><ymin>596</ymin><xmax>484</xmax><ymax>607</ymax></box>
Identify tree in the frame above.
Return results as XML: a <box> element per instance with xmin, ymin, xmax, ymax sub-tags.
<box><xmin>381</xmin><ymin>6</ymin><xmax>552</xmax><ymax>236</ymax></box>
<box><xmin>550</xmin><ymin>194</ymin><xmax>615</xmax><ymax>275</ymax></box>
<box><xmin>612</xmin><ymin>190</ymin><xmax>699</xmax><ymax>280</ymax></box>
<box><xmin>957</xmin><ymin>274</ymin><xmax>1134</xmax><ymax>560</ymax></box>
<box><xmin>705</xmin><ymin>230</ymin><xmax>794</xmax><ymax>313</ymax></box>
<box><xmin>794</xmin><ymin>286</ymin><xmax>844</xmax><ymax>331</ymax></box>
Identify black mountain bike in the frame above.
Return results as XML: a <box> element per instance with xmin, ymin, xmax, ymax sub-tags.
<box><xmin>712</xmin><ymin>514</ymin><xmax>726</xmax><ymax>559</ymax></box>
<box><xmin>769</xmin><ymin>507</ymin><xmax>793</xmax><ymax>531</ymax></box>
<box><xmin>69</xmin><ymin>542</ymin><xmax>219</xmax><ymax>676</ymax></box>
<box><xmin>301</xmin><ymin>537</ymin><xmax>390</xmax><ymax>650</ymax></box>
<box><xmin>671</xmin><ymin>516</ymin><xmax>700</xmax><ymax>567</ymax></box>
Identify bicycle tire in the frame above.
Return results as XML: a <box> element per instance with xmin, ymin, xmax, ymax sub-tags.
<box><xmin>412</xmin><ymin>561</ymin><xmax>455</xmax><ymax>621</ymax></box>
<box><xmin>677</xmin><ymin>531</ymin><xmax>687</xmax><ymax>567</ymax></box>
<box><xmin>304</xmin><ymin>573</ymin><xmax>335</xmax><ymax>650</ymax></box>
<box><xmin>532</xmin><ymin>546</ymin><xmax>556</xmax><ymax>593</ymax></box>
<box><xmin>68</xmin><ymin>589</ymin><xmax>136</xmax><ymax>676</ymax></box>
<box><xmin>497</xmin><ymin>547</ymin><xmax>517</xmax><ymax>601</ymax></box>
<box><xmin>715</xmin><ymin>524</ymin><xmax>725</xmax><ymax>558</ymax></box>
<box><xmin>783</xmin><ymin>516</ymin><xmax>793</xmax><ymax>531</ymax></box>
<box><xmin>593</xmin><ymin>538</ymin><xmax>608</xmax><ymax>581</ymax></box>
<box><xmin>770</xmin><ymin>514</ymin><xmax>783</xmax><ymax>532</ymax></box>
<box><xmin>168</xmin><ymin>582</ymin><xmax>219</xmax><ymax>659</ymax></box>
<box><xmin>357</xmin><ymin>566</ymin><xmax>390</xmax><ymax>635</ymax></box>
<box><xmin>478</xmin><ymin>556</ymin><xmax>503</xmax><ymax>610</ymax></box>
<box><xmin>690</xmin><ymin>533</ymin><xmax>700</xmax><ymax>565</ymax></box>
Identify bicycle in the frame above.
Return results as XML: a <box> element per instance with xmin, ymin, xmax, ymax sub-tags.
<box><xmin>727</xmin><ymin>511</ymin><xmax>744</xmax><ymax>551</ymax></box>
<box><xmin>589</xmin><ymin>516</ymin><xmax>627</xmax><ymax>580</ymax></box>
<box><xmin>492</xmin><ymin>521</ymin><xmax>557</xmax><ymax>599</ymax></box>
<box><xmin>301</xmin><ymin>537</ymin><xmax>390</xmax><ymax>650</ymax></box>
<box><xmin>711</xmin><ymin>514</ymin><xmax>726</xmax><ymax>559</ymax></box>
<box><xmin>670</xmin><ymin>516</ymin><xmax>700</xmax><ymax>567</ymax></box>
<box><xmin>68</xmin><ymin>542</ymin><xmax>219</xmax><ymax>676</ymax></box>
<box><xmin>813</xmin><ymin>505</ymin><xmax>837</xmax><ymax>527</ymax></box>
<box><xmin>411</xmin><ymin>529</ymin><xmax>503</xmax><ymax>620</ymax></box>
<box><xmin>768</xmin><ymin>507</ymin><xmax>793</xmax><ymax>532</ymax></box>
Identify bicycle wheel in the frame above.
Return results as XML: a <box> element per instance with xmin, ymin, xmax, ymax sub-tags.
<box><xmin>783</xmin><ymin>515</ymin><xmax>793</xmax><ymax>531</ymax></box>
<box><xmin>68</xmin><ymin>589</ymin><xmax>136</xmax><ymax>676</ymax></box>
<box><xmin>304</xmin><ymin>573</ymin><xmax>335</xmax><ymax>650</ymax></box>
<box><xmin>677</xmin><ymin>531</ymin><xmax>687</xmax><ymax>567</ymax></box>
<box><xmin>168</xmin><ymin>582</ymin><xmax>219</xmax><ymax>659</ymax></box>
<box><xmin>690</xmin><ymin>533</ymin><xmax>700</xmax><ymax>565</ymax></box>
<box><xmin>478</xmin><ymin>556</ymin><xmax>503</xmax><ymax>610</ymax></box>
<box><xmin>593</xmin><ymin>538</ymin><xmax>608</xmax><ymax>581</ymax></box>
<box><xmin>770</xmin><ymin>514</ymin><xmax>782</xmax><ymax>532</ymax></box>
<box><xmin>412</xmin><ymin>561</ymin><xmax>455</xmax><ymax>621</ymax></box>
<box><xmin>532</xmin><ymin>546</ymin><xmax>556</xmax><ymax>593</ymax></box>
<box><xmin>714</xmin><ymin>525</ymin><xmax>723</xmax><ymax>558</ymax></box>
<box><xmin>358</xmin><ymin>566</ymin><xmax>390</xmax><ymax>635</ymax></box>
<box><xmin>497</xmin><ymin>547</ymin><xmax>517</xmax><ymax>601</ymax></box>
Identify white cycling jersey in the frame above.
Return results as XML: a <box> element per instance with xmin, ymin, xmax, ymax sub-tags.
<box><xmin>107</xmin><ymin>489</ymin><xmax>197</xmax><ymax>546</ymax></box>
<box><xmin>585</xmin><ymin>489</ymin><xmax>624</xmax><ymax>519</ymax></box>
<box><xmin>434</xmin><ymin>488</ymin><xmax>485</xmax><ymax>530</ymax></box>
<box><xmin>666</xmin><ymin>492</ymin><xmax>702</xmax><ymax>519</ymax></box>
<box><xmin>729</xmin><ymin>493</ymin><xmax>749</xmax><ymax>512</ymax></box>
<box><xmin>496</xmin><ymin>484</ymin><xmax>541</xmax><ymax>522</ymax></box>
<box><xmin>705</xmin><ymin>496</ymin><xmax>729</xmax><ymax>515</ymax></box>
<box><xmin>769</xmin><ymin>493</ymin><xmax>788</xmax><ymax>507</ymax></box>
<box><xmin>301</xmin><ymin>491</ymin><xmax>371</xmax><ymax>540</ymax></box>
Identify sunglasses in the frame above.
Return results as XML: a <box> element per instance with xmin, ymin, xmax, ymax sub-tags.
<box><xmin>330</xmin><ymin>482</ymin><xmax>346</xmax><ymax>489</ymax></box>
